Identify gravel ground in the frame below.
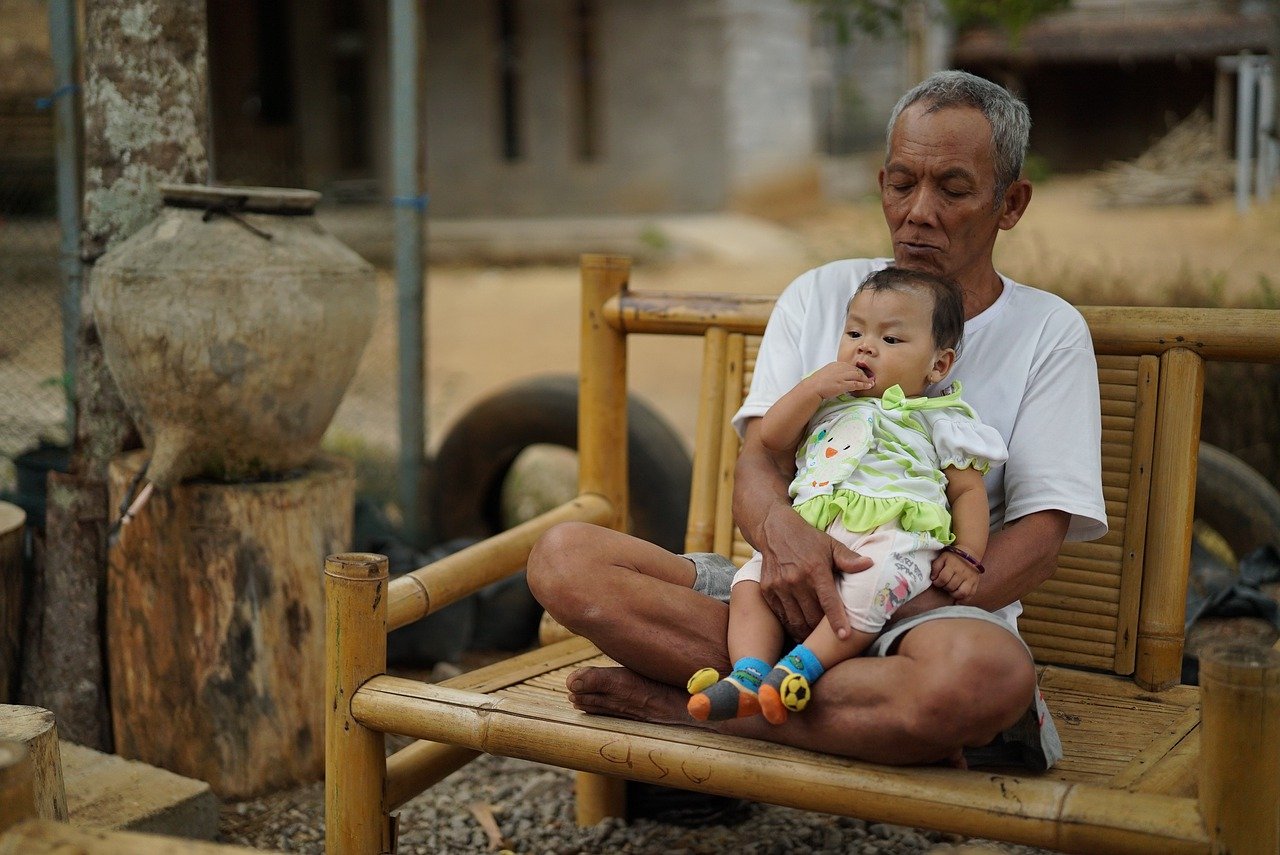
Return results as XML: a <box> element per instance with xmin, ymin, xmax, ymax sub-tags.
<box><xmin>220</xmin><ymin>749</ymin><xmax>1056</xmax><ymax>855</ymax></box>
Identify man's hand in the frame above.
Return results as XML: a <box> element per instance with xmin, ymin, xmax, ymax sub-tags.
<box><xmin>757</xmin><ymin>503</ymin><xmax>872</xmax><ymax>640</ymax></box>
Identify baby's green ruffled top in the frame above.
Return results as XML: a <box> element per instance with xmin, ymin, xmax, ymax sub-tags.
<box><xmin>789</xmin><ymin>382</ymin><xmax>1007</xmax><ymax>544</ymax></box>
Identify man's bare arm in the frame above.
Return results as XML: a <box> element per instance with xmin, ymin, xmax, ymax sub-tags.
<box><xmin>733</xmin><ymin>419</ymin><xmax>872</xmax><ymax>640</ymax></box>
<box><xmin>896</xmin><ymin>509</ymin><xmax>1069</xmax><ymax>621</ymax></box>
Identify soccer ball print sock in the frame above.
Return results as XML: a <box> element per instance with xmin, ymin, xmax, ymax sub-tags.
<box><xmin>759</xmin><ymin>644</ymin><xmax>826</xmax><ymax>725</ymax></box>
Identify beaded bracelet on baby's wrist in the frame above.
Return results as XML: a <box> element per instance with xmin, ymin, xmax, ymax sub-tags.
<box><xmin>943</xmin><ymin>544</ymin><xmax>986</xmax><ymax>575</ymax></box>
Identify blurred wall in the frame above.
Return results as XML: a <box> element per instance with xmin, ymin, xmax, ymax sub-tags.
<box><xmin>209</xmin><ymin>0</ymin><xmax>819</xmax><ymax>216</ymax></box>
<box><xmin>422</xmin><ymin>0</ymin><xmax>817</xmax><ymax>215</ymax></box>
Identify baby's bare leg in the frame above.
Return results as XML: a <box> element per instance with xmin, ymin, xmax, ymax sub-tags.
<box><xmin>727</xmin><ymin>581</ymin><xmax>785</xmax><ymax>664</ymax></box>
<box><xmin>804</xmin><ymin>619</ymin><xmax>877</xmax><ymax>666</ymax></box>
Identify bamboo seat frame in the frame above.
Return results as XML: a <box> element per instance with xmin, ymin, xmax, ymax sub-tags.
<box><xmin>326</xmin><ymin>254</ymin><xmax>1280</xmax><ymax>854</ymax></box>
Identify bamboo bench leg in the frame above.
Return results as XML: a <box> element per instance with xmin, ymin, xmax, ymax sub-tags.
<box><xmin>1198</xmin><ymin>641</ymin><xmax>1280</xmax><ymax>854</ymax></box>
<box><xmin>326</xmin><ymin>553</ymin><xmax>391</xmax><ymax>855</ymax></box>
<box><xmin>575</xmin><ymin>773</ymin><xmax>626</xmax><ymax>826</ymax></box>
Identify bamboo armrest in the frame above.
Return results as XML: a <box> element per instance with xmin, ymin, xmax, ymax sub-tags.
<box><xmin>387</xmin><ymin>493</ymin><xmax>614</xmax><ymax>630</ymax></box>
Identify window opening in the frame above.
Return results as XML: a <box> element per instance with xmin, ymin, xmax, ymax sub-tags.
<box><xmin>570</xmin><ymin>0</ymin><xmax>599</xmax><ymax>161</ymax></box>
<box><xmin>497</xmin><ymin>0</ymin><xmax>523</xmax><ymax>161</ymax></box>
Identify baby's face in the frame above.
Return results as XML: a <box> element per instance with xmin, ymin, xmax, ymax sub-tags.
<box><xmin>837</xmin><ymin>287</ymin><xmax>952</xmax><ymax>398</ymax></box>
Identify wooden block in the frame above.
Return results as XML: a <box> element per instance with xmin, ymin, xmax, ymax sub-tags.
<box><xmin>0</xmin><ymin>705</ymin><xmax>67</xmax><ymax>821</ymax></box>
<box><xmin>0</xmin><ymin>818</ymin><xmax>268</xmax><ymax>853</ymax></box>
<box><xmin>60</xmin><ymin>742</ymin><xmax>217</xmax><ymax>840</ymax></box>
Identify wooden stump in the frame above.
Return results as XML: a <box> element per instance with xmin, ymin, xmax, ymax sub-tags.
<box><xmin>107</xmin><ymin>451</ymin><xmax>355</xmax><ymax>799</ymax></box>
<box><xmin>0</xmin><ymin>742</ymin><xmax>34</xmax><ymax>834</ymax></box>
<box><xmin>0</xmin><ymin>706</ymin><xmax>67</xmax><ymax>822</ymax></box>
<box><xmin>0</xmin><ymin>504</ymin><xmax>24</xmax><ymax>703</ymax></box>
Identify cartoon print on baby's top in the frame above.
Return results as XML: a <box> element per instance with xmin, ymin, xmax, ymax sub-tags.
<box><xmin>874</xmin><ymin>574</ymin><xmax>914</xmax><ymax>613</ymax></box>
<box><xmin>799</xmin><ymin>410</ymin><xmax>874</xmax><ymax>491</ymax></box>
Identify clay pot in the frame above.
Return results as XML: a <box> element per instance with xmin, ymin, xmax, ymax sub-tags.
<box><xmin>93</xmin><ymin>184</ymin><xmax>377</xmax><ymax>488</ymax></box>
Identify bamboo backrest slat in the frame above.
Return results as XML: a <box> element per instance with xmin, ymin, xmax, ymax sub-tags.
<box><xmin>684</xmin><ymin>329</ymin><xmax>730</xmax><ymax>554</ymax></box>
<box><xmin>712</xmin><ymin>335</ymin><xmax>747</xmax><ymax>557</ymax></box>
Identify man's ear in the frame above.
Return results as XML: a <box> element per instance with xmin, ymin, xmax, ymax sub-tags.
<box><xmin>998</xmin><ymin>178</ymin><xmax>1032</xmax><ymax>231</ymax></box>
<box><xmin>929</xmin><ymin>348</ymin><xmax>956</xmax><ymax>384</ymax></box>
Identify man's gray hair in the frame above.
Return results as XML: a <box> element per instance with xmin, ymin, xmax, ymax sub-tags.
<box><xmin>885</xmin><ymin>70</ymin><xmax>1031</xmax><ymax>202</ymax></box>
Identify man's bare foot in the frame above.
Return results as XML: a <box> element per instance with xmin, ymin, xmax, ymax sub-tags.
<box><xmin>566</xmin><ymin>666</ymin><xmax>697</xmax><ymax>726</ymax></box>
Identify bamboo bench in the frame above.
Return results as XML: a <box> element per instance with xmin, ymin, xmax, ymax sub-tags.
<box><xmin>325</xmin><ymin>254</ymin><xmax>1280</xmax><ymax>855</ymax></box>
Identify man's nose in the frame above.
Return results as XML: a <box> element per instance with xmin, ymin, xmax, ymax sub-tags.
<box><xmin>904</xmin><ymin>186</ymin><xmax>938</xmax><ymax>226</ymax></box>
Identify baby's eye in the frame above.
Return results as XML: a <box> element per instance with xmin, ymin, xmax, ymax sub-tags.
<box><xmin>883</xmin><ymin>336</ymin><xmax>901</xmax><ymax>345</ymax></box>
<box><xmin>846</xmin><ymin>330</ymin><xmax>862</xmax><ymax>339</ymax></box>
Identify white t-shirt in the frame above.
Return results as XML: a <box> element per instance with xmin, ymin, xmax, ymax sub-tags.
<box><xmin>734</xmin><ymin>258</ymin><xmax>1108</xmax><ymax>625</ymax></box>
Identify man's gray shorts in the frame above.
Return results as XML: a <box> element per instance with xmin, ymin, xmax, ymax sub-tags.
<box><xmin>686</xmin><ymin>552</ymin><xmax>1063</xmax><ymax>770</ymax></box>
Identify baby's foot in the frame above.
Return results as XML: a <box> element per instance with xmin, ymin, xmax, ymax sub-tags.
<box><xmin>758</xmin><ymin>668</ymin><xmax>811</xmax><ymax>725</ymax></box>
<box><xmin>686</xmin><ymin>666</ymin><xmax>763</xmax><ymax>721</ymax></box>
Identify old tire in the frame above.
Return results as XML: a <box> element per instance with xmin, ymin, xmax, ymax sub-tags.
<box><xmin>429</xmin><ymin>374</ymin><xmax>692</xmax><ymax>552</ymax></box>
<box><xmin>1195</xmin><ymin>442</ymin><xmax>1280</xmax><ymax>560</ymax></box>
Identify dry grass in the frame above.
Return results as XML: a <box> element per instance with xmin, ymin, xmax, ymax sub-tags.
<box><xmin>1094</xmin><ymin>111</ymin><xmax>1234</xmax><ymax>208</ymax></box>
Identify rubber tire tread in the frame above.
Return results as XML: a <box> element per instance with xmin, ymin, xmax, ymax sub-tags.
<box><xmin>1195</xmin><ymin>441</ymin><xmax>1280</xmax><ymax>559</ymax></box>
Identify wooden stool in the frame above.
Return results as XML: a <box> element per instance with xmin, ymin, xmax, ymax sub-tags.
<box><xmin>0</xmin><ymin>705</ymin><xmax>67</xmax><ymax>824</ymax></box>
<box><xmin>106</xmin><ymin>451</ymin><xmax>355</xmax><ymax>798</ymax></box>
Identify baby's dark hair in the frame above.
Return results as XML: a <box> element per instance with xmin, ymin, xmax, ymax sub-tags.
<box><xmin>854</xmin><ymin>266</ymin><xmax>965</xmax><ymax>352</ymax></box>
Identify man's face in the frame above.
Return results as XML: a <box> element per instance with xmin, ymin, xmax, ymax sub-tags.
<box><xmin>878</xmin><ymin>103</ymin><xmax>1024</xmax><ymax>291</ymax></box>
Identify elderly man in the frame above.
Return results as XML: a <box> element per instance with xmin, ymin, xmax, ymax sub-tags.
<box><xmin>527</xmin><ymin>70</ymin><xmax>1106</xmax><ymax>768</ymax></box>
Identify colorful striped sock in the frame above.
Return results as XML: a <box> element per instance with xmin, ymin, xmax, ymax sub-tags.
<box><xmin>686</xmin><ymin>657</ymin><xmax>768</xmax><ymax>721</ymax></box>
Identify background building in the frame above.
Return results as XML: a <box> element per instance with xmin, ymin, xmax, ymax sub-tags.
<box><xmin>209</xmin><ymin>0</ymin><xmax>817</xmax><ymax>215</ymax></box>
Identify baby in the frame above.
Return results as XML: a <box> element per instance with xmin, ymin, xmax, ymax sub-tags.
<box><xmin>688</xmin><ymin>266</ymin><xmax>1007</xmax><ymax>724</ymax></box>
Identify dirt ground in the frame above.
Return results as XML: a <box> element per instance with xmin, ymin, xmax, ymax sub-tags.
<box><xmin>328</xmin><ymin>173</ymin><xmax>1280</xmax><ymax>470</ymax></box>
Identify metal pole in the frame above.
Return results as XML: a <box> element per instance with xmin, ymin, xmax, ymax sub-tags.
<box><xmin>1236</xmin><ymin>53</ymin><xmax>1257</xmax><ymax>214</ymax></box>
<box><xmin>48</xmin><ymin>0</ymin><xmax>82</xmax><ymax>433</ymax></box>
<box><xmin>1257</xmin><ymin>61</ymin><xmax>1275</xmax><ymax>203</ymax></box>
<box><xmin>391</xmin><ymin>0</ymin><xmax>428</xmax><ymax>547</ymax></box>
